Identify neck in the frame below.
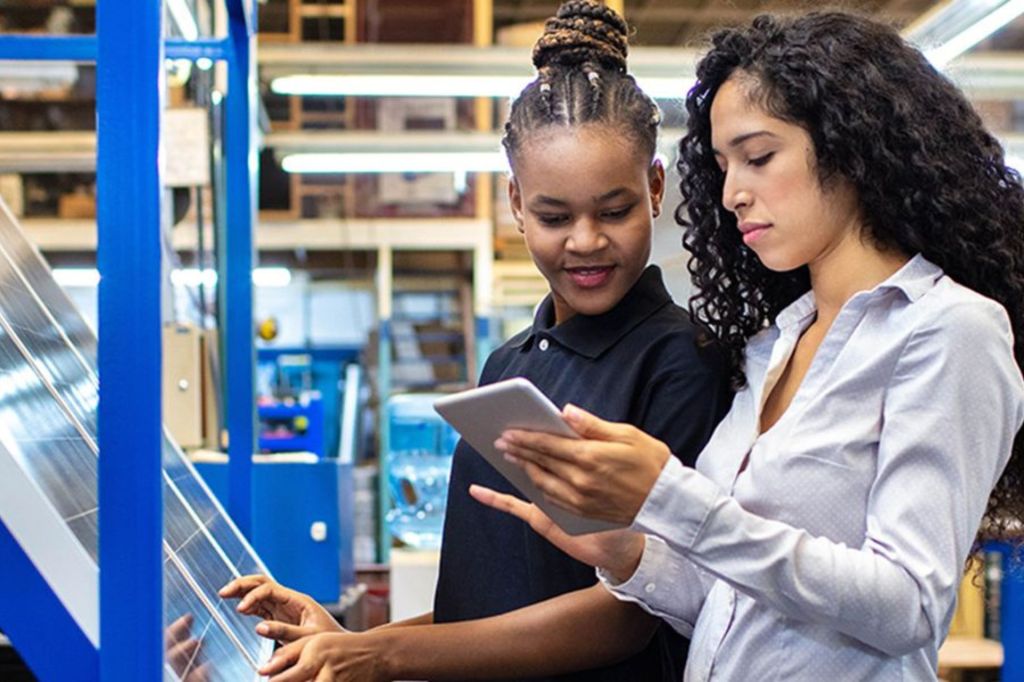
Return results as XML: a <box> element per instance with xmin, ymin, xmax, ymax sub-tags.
<box><xmin>807</xmin><ymin>226</ymin><xmax>909</xmax><ymax>324</ymax></box>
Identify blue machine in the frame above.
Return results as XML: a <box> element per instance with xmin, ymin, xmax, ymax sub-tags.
<box><xmin>194</xmin><ymin>459</ymin><xmax>354</xmax><ymax>603</ymax></box>
<box><xmin>258</xmin><ymin>398</ymin><xmax>326</xmax><ymax>456</ymax></box>
<box><xmin>256</xmin><ymin>346</ymin><xmax>362</xmax><ymax>458</ymax></box>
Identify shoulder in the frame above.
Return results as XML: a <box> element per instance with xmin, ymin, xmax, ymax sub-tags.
<box><xmin>631</xmin><ymin>302</ymin><xmax>729</xmax><ymax>377</ymax></box>
<box><xmin>478</xmin><ymin>326</ymin><xmax>531</xmax><ymax>384</ymax></box>
<box><xmin>906</xmin><ymin>277</ymin><xmax>1014</xmax><ymax>353</ymax></box>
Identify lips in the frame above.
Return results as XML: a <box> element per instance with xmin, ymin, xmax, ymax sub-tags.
<box><xmin>739</xmin><ymin>221</ymin><xmax>772</xmax><ymax>246</ymax></box>
<box><xmin>565</xmin><ymin>265</ymin><xmax>615</xmax><ymax>289</ymax></box>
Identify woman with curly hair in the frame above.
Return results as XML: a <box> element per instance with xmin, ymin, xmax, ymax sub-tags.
<box><xmin>475</xmin><ymin>11</ymin><xmax>1024</xmax><ymax>680</ymax></box>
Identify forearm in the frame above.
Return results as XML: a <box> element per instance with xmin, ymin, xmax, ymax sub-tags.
<box><xmin>374</xmin><ymin>585</ymin><xmax>658</xmax><ymax>680</ymax></box>
<box><xmin>635</xmin><ymin>458</ymin><xmax>934</xmax><ymax>655</ymax></box>
<box><xmin>373</xmin><ymin>611</ymin><xmax>434</xmax><ymax>630</ymax></box>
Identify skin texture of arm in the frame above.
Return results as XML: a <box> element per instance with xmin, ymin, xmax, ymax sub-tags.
<box><xmin>260</xmin><ymin>584</ymin><xmax>660</xmax><ymax>681</ymax></box>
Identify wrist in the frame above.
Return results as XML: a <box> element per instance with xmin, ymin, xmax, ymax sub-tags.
<box><xmin>368</xmin><ymin>627</ymin><xmax>400</xmax><ymax>679</ymax></box>
<box><xmin>609</xmin><ymin>533</ymin><xmax>646</xmax><ymax>583</ymax></box>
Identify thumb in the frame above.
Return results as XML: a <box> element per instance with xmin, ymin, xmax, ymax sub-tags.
<box><xmin>562</xmin><ymin>404</ymin><xmax>622</xmax><ymax>440</ymax></box>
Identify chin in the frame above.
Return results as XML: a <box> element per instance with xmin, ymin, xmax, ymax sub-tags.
<box><xmin>752</xmin><ymin>250</ymin><xmax>804</xmax><ymax>273</ymax></box>
<box><xmin>573</xmin><ymin>295</ymin><xmax>618</xmax><ymax>317</ymax></box>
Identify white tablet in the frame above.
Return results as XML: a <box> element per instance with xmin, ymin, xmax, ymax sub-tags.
<box><xmin>434</xmin><ymin>377</ymin><xmax>624</xmax><ymax>536</ymax></box>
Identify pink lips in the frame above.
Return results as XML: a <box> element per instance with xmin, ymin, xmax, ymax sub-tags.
<box><xmin>566</xmin><ymin>265</ymin><xmax>615</xmax><ymax>289</ymax></box>
<box><xmin>739</xmin><ymin>221</ymin><xmax>772</xmax><ymax>246</ymax></box>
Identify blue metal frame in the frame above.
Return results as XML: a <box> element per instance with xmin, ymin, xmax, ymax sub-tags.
<box><xmin>223</xmin><ymin>5</ymin><xmax>258</xmax><ymax>539</ymax></box>
<box><xmin>0</xmin><ymin>1</ymin><xmax>258</xmax><ymax>679</ymax></box>
<box><xmin>96</xmin><ymin>0</ymin><xmax>165</xmax><ymax>678</ymax></box>
<box><xmin>0</xmin><ymin>36</ymin><xmax>231</xmax><ymax>61</ymax></box>
<box><xmin>0</xmin><ymin>519</ymin><xmax>98</xmax><ymax>682</ymax></box>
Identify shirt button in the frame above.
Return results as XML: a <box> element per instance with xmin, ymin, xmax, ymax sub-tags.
<box><xmin>538</xmin><ymin>338</ymin><xmax>550</xmax><ymax>351</ymax></box>
<box><xmin>644</xmin><ymin>583</ymin><xmax>656</xmax><ymax>594</ymax></box>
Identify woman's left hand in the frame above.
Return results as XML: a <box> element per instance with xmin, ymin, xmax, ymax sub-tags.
<box><xmin>496</xmin><ymin>404</ymin><xmax>671</xmax><ymax>526</ymax></box>
<box><xmin>260</xmin><ymin>631</ymin><xmax>390</xmax><ymax>682</ymax></box>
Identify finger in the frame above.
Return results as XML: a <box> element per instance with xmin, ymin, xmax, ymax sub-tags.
<box><xmin>505</xmin><ymin>442</ymin><xmax>591</xmax><ymax>488</ymax></box>
<box><xmin>562</xmin><ymin>404</ymin><xmax>632</xmax><ymax>442</ymax></box>
<box><xmin>469</xmin><ymin>485</ymin><xmax>537</xmax><ymax>523</ymax></box>
<box><xmin>315</xmin><ymin>666</ymin><xmax>334</xmax><ymax>682</ymax></box>
<box><xmin>270</xmin><ymin>658</ymin><xmax>315</xmax><ymax>682</ymax></box>
<box><xmin>237</xmin><ymin>581</ymin><xmax>291</xmax><ymax>615</ymax></box>
<box><xmin>498</xmin><ymin>429</ymin><xmax>581</xmax><ymax>464</ymax></box>
<box><xmin>186</xmin><ymin>661</ymin><xmax>211</xmax><ymax>682</ymax></box>
<box><xmin>259</xmin><ymin>640</ymin><xmax>303</xmax><ymax>676</ymax></box>
<box><xmin>257</xmin><ymin>620</ymin><xmax>317</xmax><ymax>643</ymax></box>
<box><xmin>219</xmin><ymin>574</ymin><xmax>268</xmax><ymax>598</ymax></box>
<box><xmin>165</xmin><ymin>613</ymin><xmax>194</xmax><ymax>646</ymax></box>
<box><xmin>166</xmin><ymin>638</ymin><xmax>201</xmax><ymax>671</ymax></box>
<box><xmin>519</xmin><ymin>459</ymin><xmax>587</xmax><ymax>515</ymax></box>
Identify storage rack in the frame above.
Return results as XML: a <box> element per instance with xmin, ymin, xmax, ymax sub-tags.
<box><xmin>0</xmin><ymin>1</ymin><xmax>258</xmax><ymax>679</ymax></box>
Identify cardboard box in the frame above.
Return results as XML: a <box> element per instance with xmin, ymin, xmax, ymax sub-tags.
<box><xmin>57</xmin><ymin>189</ymin><xmax>95</xmax><ymax>219</ymax></box>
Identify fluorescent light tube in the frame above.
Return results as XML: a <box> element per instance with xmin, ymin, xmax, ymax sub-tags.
<box><xmin>281</xmin><ymin>152</ymin><xmax>510</xmax><ymax>174</ymax></box>
<box><xmin>171</xmin><ymin>268</ymin><xmax>293</xmax><ymax>288</ymax></box>
<box><xmin>53</xmin><ymin>268</ymin><xmax>100</xmax><ymax>287</ymax></box>
<box><xmin>272</xmin><ymin>75</ymin><xmax>529</xmax><ymax>98</ymax></box>
<box><xmin>270</xmin><ymin>74</ymin><xmax>691</xmax><ymax>100</ymax></box>
<box><xmin>906</xmin><ymin>0</ymin><xmax>1024</xmax><ymax>68</ymax></box>
<box><xmin>166</xmin><ymin>0</ymin><xmax>199</xmax><ymax>42</ymax></box>
<box><xmin>251</xmin><ymin>267</ymin><xmax>293</xmax><ymax>288</ymax></box>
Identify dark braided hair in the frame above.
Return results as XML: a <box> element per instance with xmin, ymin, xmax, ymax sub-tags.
<box><xmin>678</xmin><ymin>12</ymin><xmax>1024</xmax><ymax>548</ymax></box>
<box><xmin>502</xmin><ymin>0</ymin><xmax>660</xmax><ymax>168</ymax></box>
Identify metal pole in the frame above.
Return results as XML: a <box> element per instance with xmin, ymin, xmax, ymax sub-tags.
<box><xmin>96</xmin><ymin>0</ymin><xmax>164</xmax><ymax>678</ymax></box>
<box><xmin>223</xmin><ymin>5</ymin><xmax>257</xmax><ymax>538</ymax></box>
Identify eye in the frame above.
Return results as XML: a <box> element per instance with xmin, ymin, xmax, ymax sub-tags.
<box><xmin>748</xmin><ymin>152</ymin><xmax>775</xmax><ymax>167</ymax></box>
<box><xmin>600</xmin><ymin>205</ymin><xmax>634</xmax><ymax>221</ymax></box>
<box><xmin>536</xmin><ymin>213</ymin><xmax>570</xmax><ymax>226</ymax></box>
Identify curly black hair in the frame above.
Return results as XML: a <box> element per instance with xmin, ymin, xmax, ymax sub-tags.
<box><xmin>677</xmin><ymin>11</ymin><xmax>1024</xmax><ymax>546</ymax></box>
<box><xmin>502</xmin><ymin>0</ymin><xmax>660</xmax><ymax>167</ymax></box>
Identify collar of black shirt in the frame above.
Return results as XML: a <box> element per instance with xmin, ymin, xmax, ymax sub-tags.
<box><xmin>512</xmin><ymin>265</ymin><xmax>673</xmax><ymax>360</ymax></box>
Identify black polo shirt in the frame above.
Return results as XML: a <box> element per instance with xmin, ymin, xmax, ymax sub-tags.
<box><xmin>432</xmin><ymin>265</ymin><xmax>733</xmax><ymax>682</ymax></box>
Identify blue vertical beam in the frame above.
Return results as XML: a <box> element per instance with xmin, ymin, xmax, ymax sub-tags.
<box><xmin>222</xmin><ymin>7</ymin><xmax>257</xmax><ymax>538</ymax></box>
<box><xmin>96</xmin><ymin>0</ymin><xmax>164</xmax><ymax>679</ymax></box>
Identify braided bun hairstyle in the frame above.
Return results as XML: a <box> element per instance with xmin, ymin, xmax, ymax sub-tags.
<box><xmin>502</xmin><ymin>0</ymin><xmax>660</xmax><ymax>168</ymax></box>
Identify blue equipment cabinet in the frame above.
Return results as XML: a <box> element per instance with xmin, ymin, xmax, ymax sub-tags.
<box><xmin>195</xmin><ymin>458</ymin><xmax>354</xmax><ymax>603</ymax></box>
<box><xmin>258</xmin><ymin>399</ymin><xmax>326</xmax><ymax>456</ymax></box>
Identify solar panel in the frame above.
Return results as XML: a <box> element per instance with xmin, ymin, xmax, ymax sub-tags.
<box><xmin>0</xmin><ymin>199</ymin><xmax>274</xmax><ymax>679</ymax></box>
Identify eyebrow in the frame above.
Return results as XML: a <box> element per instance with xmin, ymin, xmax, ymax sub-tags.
<box><xmin>711</xmin><ymin>130</ymin><xmax>779</xmax><ymax>156</ymax></box>
<box><xmin>531</xmin><ymin>188</ymin><xmax>633</xmax><ymax>207</ymax></box>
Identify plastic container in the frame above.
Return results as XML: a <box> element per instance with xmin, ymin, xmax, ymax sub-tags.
<box><xmin>384</xmin><ymin>394</ymin><xmax>458</xmax><ymax>549</ymax></box>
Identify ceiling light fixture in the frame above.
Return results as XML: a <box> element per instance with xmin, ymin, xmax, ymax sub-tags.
<box><xmin>281</xmin><ymin>152</ymin><xmax>510</xmax><ymax>174</ymax></box>
<box><xmin>904</xmin><ymin>0</ymin><xmax>1024</xmax><ymax>68</ymax></box>
<box><xmin>166</xmin><ymin>0</ymin><xmax>199</xmax><ymax>42</ymax></box>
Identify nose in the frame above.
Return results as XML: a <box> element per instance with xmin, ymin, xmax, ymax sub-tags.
<box><xmin>721</xmin><ymin>170</ymin><xmax>751</xmax><ymax>214</ymax></box>
<box><xmin>566</xmin><ymin>217</ymin><xmax>608</xmax><ymax>254</ymax></box>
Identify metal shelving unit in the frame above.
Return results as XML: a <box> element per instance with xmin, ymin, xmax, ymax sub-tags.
<box><xmin>0</xmin><ymin>0</ymin><xmax>258</xmax><ymax>678</ymax></box>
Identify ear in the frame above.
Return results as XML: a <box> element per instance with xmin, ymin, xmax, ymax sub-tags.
<box><xmin>508</xmin><ymin>177</ymin><xmax>525</xmax><ymax>233</ymax></box>
<box><xmin>648</xmin><ymin>158</ymin><xmax>666</xmax><ymax>219</ymax></box>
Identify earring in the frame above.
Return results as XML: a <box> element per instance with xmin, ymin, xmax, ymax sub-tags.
<box><xmin>653</xmin><ymin>205</ymin><xmax>661</xmax><ymax>218</ymax></box>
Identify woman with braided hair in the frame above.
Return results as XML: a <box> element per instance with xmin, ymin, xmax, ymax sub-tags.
<box><xmin>473</xmin><ymin>10</ymin><xmax>1024</xmax><ymax>681</ymax></box>
<box><xmin>221</xmin><ymin>2</ymin><xmax>732</xmax><ymax>680</ymax></box>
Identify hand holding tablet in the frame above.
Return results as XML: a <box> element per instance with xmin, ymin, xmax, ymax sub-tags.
<box><xmin>434</xmin><ymin>377</ymin><xmax>625</xmax><ymax>536</ymax></box>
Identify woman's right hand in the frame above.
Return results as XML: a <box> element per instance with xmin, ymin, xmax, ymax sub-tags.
<box><xmin>469</xmin><ymin>485</ymin><xmax>646</xmax><ymax>582</ymax></box>
<box><xmin>219</xmin><ymin>575</ymin><xmax>343</xmax><ymax>643</ymax></box>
